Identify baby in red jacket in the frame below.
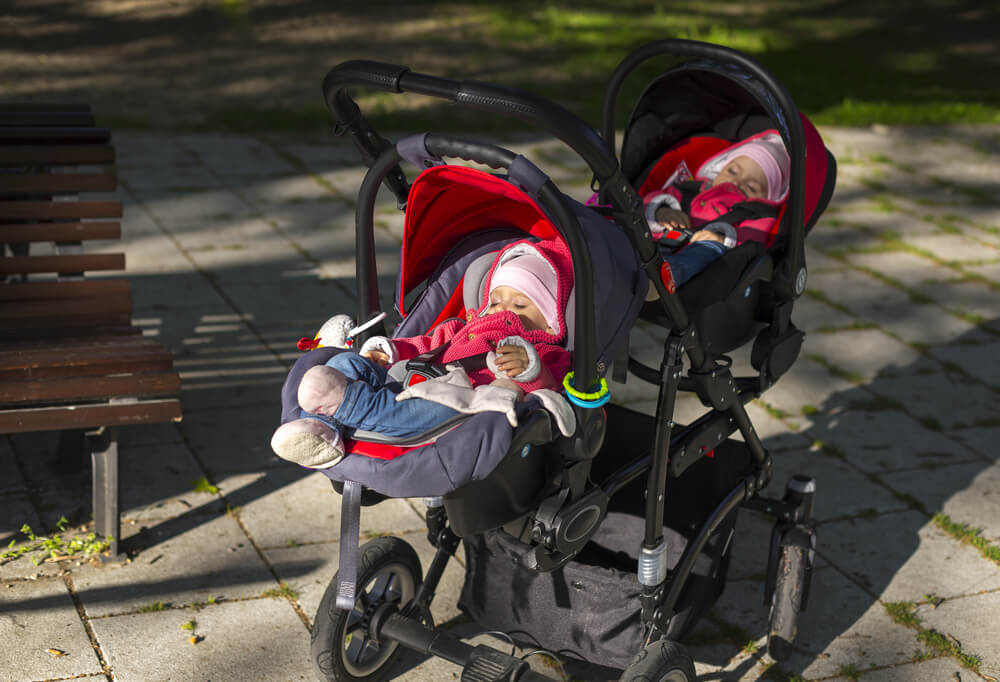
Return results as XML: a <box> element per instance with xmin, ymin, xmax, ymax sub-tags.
<box><xmin>271</xmin><ymin>239</ymin><xmax>573</xmax><ymax>469</ymax></box>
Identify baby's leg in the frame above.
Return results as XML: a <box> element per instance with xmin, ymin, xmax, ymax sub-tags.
<box><xmin>297</xmin><ymin>352</ymin><xmax>386</xmax><ymax>416</ymax></box>
<box><xmin>335</xmin><ymin>384</ymin><xmax>461</xmax><ymax>438</ymax></box>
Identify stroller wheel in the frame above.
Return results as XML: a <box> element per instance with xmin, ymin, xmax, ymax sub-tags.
<box><xmin>619</xmin><ymin>639</ymin><xmax>696</xmax><ymax>681</ymax></box>
<box><xmin>312</xmin><ymin>536</ymin><xmax>423</xmax><ymax>681</ymax></box>
<box><xmin>767</xmin><ymin>541</ymin><xmax>808</xmax><ymax>661</ymax></box>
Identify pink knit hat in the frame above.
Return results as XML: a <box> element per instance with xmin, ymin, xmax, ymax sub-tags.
<box><xmin>488</xmin><ymin>254</ymin><xmax>559</xmax><ymax>332</ymax></box>
<box><xmin>731</xmin><ymin>135</ymin><xmax>790</xmax><ymax>202</ymax></box>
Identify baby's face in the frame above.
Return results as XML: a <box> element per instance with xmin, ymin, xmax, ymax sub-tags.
<box><xmin>712</xmin><ymin>155</ymin><xmax>768</xmax><ymax>199</ymax></box>
<box><xmin>486</xmin><ymin>286</ymin><xmax>553</xmax><ymax>333</ymax></box>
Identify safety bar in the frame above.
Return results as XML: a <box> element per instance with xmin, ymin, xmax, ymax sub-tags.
<box><xmin>322</xmin><ymin>59</ymin><xmax>691</xmax><ymax>334</ymax></box>
<box><xmin>600</xmin><ymin>39</ymin><xmax>807</xmax><ymax>303</ymax></box>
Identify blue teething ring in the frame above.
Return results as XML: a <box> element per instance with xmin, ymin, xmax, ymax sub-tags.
<box><xmin>562</xmin><ymin>371</ymin><xmax>610</xmax><ymax>408</ymax></box>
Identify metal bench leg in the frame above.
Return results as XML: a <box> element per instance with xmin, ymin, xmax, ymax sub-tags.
<box><xmin>88</xmin><ymin>426</ymin><xmax>120</xmax><ymax>559</ymax></box>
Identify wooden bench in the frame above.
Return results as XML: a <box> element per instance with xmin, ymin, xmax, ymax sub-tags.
<box><xmin>0</xmin><ymin>103</ymin><xmax>182</xmax><ymax>558</ymax></box>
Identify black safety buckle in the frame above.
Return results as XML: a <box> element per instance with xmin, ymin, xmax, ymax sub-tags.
<box><xmin>402</xmin><ymin>354</ymin><xmax>449</xmax><ymax>387</ymax></box>
<box><xmin>655</xmin><ymin>227</ymin><xmax>693</xmax><ymax>252</ymax></box>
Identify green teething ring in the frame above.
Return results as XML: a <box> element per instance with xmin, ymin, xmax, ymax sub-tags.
<box><xmin>562</xmin><ymin>371</ymin><xmax>610</xmax><ymax>407</ymax></box>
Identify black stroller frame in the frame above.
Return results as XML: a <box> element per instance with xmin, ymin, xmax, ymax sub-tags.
<box><xmin>313</xmin><ymin>39</ymin><xmax>822</xmax><ymax>681</ymax></box>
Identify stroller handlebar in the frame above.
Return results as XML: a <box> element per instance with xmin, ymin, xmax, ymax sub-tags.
<box><xmin>323</xmin><ymin>60</ymin><xmax>619</xmax><ymax>182</ymax></box>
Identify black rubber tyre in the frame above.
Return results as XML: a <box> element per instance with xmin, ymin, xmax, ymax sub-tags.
<box><xmin>311</xmin><ymin>536</ymin><xmax>423</xmax><ymax>682</ymax></box>
<box><xmin>767</xmin><ymin>542</ymin><xmax>807</xmax><ymax>661</ymax></box>
<box><xmin>619</xmin><ymin>639</ymin><xmax>696</xmax><ymax>682</ymax></box>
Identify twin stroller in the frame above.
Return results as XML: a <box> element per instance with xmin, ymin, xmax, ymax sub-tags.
<box><xmin>280</xmin><ymin>39</ymin><xmax>836</xmax><ymax>681</ymax></box>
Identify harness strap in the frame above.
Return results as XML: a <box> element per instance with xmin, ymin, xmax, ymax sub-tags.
<box><xmin>335</xmin><ymin>480</ymin><xmax>363</xmax><ymax>610</ymax></box>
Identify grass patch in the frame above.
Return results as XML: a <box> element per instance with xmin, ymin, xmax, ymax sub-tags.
<box><xmin>885</xmin><ymin>598</ymin><xmax>982</xmax><ymax>672</ymax></box>
<box><xmin>932</xmin><ymin>513</ymin><xmax>1000</xmax><ymax>565</ymax></box>
<box><xmin>138</xmin><ymin>601</ymin><xmax>168</xmax><ymax>613</ymax></box>
<box><xmin>192</xmin><ymin>477</ymin><xmax>219</xmax><ymax>495</ymax></box>
<box><xmin>835</xmin><ymin>663</ymin><xmax>862</xmax><ymax>681</ymax></box>
<box><xmin>260</xmin><ymin>582</ymin><xmax>299</xmax><ymax>601</ymax></box>
<box><xmin>1</xmin><ymin>517</ymin><xmax>112</xmax><ymax>565</ymax></box>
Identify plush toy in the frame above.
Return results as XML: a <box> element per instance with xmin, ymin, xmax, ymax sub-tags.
<box><xmin>296</xmin><ymin>313</ymin><xmax>354</xmax><ymax>351</ymax></box>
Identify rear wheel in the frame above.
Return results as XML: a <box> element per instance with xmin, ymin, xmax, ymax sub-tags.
<box><xmin>619</xmin><ymin>639</ymin><xmax>696</xmax><ymax>682</ymax></box>
<box><xmin>311</xmin><ymin>536</ymin><xmax>422</xmax><ymax>681</ymax></box>
<box><xmin>767</xmin><ymin>542</ymin><xmax>807</xmax><ymax>661</ymax></box>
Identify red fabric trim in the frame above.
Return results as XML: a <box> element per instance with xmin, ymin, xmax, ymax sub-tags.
<box><xmin>398</xmin><ymin>166</ymin><xmax>559</xmax><ymax>315</ymax></box>
<box><xmin>343</xmin><ymin>439</ymin><xmax>423</xmax><ymax>460</ymax></box>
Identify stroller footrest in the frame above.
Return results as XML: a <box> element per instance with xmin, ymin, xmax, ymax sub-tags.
<box><xmin>462</xmin><ymin>646</ymin><xmax>530</xmax><ymax>682</ymax></box>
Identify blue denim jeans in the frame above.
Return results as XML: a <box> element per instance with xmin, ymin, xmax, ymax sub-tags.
<box><xmin>303</xmin><ymin>352</ymin><xmax>460</xmax><ymax>438</ymax></box>
<box><xmin>660</xmin><ymin>239</ymin><xmax>727</xmax><ymax>286</ymax></box>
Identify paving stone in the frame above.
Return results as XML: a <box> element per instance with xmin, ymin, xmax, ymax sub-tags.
<box><xmin>929</xmin><ymin>338</ymin><xmax>1000</xmax><ymax>388</ymax></box>
<box><xmin>845</xmin><ymin>249</ymin><xmax>950</xmax><ymax>290</ymax></box>
<box><xmin>753</xmin><ymin>354</ymin><xmax>858</xmax><ymax>428</ymax></box>
<box><xmin>175</xmin><ymin>133</ymin><xmax>300</xmax><ymax>177</ymax></box>
<box><xmin>910</xmin><ymin>278</ymin><xmax>1000</xmax><ymax>332</ymax></box>
<box><xmin>952</xmin><ymin>426</ymin><xmax>1000</xmax><ymax>461</ymax></box>
<box><xmin>817</xmin><ymin>512</ymin><xmax>1000</xmax><ymax>602</ymax></box>
<box><xmin>793</xmin><ymin>295</ymin><xmax>858</xmax><ymax>333</ymax></box>
<box><xmin>0</xmin><ymin>576</ymin><xmax>104</xmax><ymax>679</ymax></box>
<box><xmin>0</xmin><ymin>493</ymin><xmax>42</xmax><ymax>551</ymax></box>
<box><xmin>860</xmin><ymin>657</ymin><xmax>971</xmax><ymax>682</ymax></box>
<box><xmin>71</xmin><ymin>513</ymin><xmax>277</xmax><ymax>616</ymax></box>
<box><xmin>228</xmin><ymin>468</ymin><xmax>424</xmax><ymax>548</ymax></box>
<box><xmin>714</xmin><ymin>567</ymin><xmax>920</xmax><ymax>680</ymax></box>
<box><xmin>882</xmin><ymin>460</ymin><xmax>1000</xmax><ymax>543</ymax></box>
<box><xmin>90</xmin><ymin>597</ymin><xmax>313</xmax><ymax>681</ymax></box>
<box><xmin>800</xmin><ymin>328</ymin><xmax>922</xmax><ymax>384</ymax></box>
<box><xmin>870</xmin><ymin>300</ymin><xmax>979</xmax><ymax>347</ymax></box>
<box><xmin>177</xmin><ymin>404</ymin><xmax>283</xmax><ymax>476</ymax></box>
<box><xmin>864</xmin><ymin>370</ymin><xmax>1000</xmax><ymax>431</ymax></box>
<box><xmin>117</xmin><ymin>441</ymin><xmax>224</xmax><ymax>525</ymax></box>
<box><xmin>265</xmin><ymin>528</ymin><xmax>468</xmax><ymax>630</ymax></box>
<box><xmin>917</xmin><ymin>590</ymin><xmax>1000</xmax><ymax>680</ymax></box>
<box><xmin>769</xmin><ymin>447</ymin><xmax>906</xmax><ymax>522</ymax></box>
<box><xmin>804</xmin><ymin>406</ymin><xmax>976</xmax><ymax>473</ymax></box>
<box><xmin>905</xmin><ymin>232</ymin><xmax>1000</xmax><ymax>264</ymax></box>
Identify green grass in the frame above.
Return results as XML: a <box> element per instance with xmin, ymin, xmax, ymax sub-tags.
<box><xmin>96</xmin><ymin>0</ymin><xmax>1000</xmax><ymax>132</ymax></box>
<box><xmin>932</xmin><ymin>513</ymin><xmax>1000</xmax><ymax>565</ymax></box>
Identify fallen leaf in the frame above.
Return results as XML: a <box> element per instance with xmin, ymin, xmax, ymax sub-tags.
<box><xmin>46</xmin><ymin>648</ymin><xmax>68</xmax><ymax>657</ymax></box>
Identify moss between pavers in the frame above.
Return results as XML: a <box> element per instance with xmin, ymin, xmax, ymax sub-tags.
<box><xmin>883</xmin><ymin>599</ymin><xmax>983</xmax><ymax>673</ymax></box>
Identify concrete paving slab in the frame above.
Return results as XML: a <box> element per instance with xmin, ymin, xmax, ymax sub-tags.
<box><xmin>714</xmin><ymin>567</ymin><xmax>921</xmax><ymax>680</ymax></box>
<box><xmin>804</xmin><ymin>407</ymin><xmax>976</xmax><ymax>473</ymax></box>
<box><xmin>226</xmin><ymin>468</ymin><xmax>425</xmax><ymax>548</ymax></box>
<box><xmin>794</xmin><ymin>295</ymin><xmax>859</xmax><ymax>333</ymax></box>
<box><xmin>917</xmin><ymin>590</ymin><xmax>1000</xmax><ymax>680</ymax></box>
<box><xmin>177</xmin><ymin>404</ymin><xmax>283</xmax><ymax>476</ymax></box>
<box><xmin>863</xmin><ymin>370</ymin><xmax>1000</xmax><ymax>431</ymax></box>
<box><xmin>174</xmin><ymin>133</ymin><xmax>300</xmax><ymax>177</ymax></box>
<box><xmin>769</xmin><ymin>448</ymin><xmax>908</xmax><ymax>522</ymax></box>
<box><xmin>117</xmin><ymin>441</ymin><xmax>225</xmax><ymax>525</ymax></box>
<box><xmin>817</xmin><ymin>512</ymin><xmax>1000</xmax><ymax>602</ymax></box>
<box><xmin>845</xmin><ymin>249</ymin><xmax>951</xmax><ymax>290</ymax></box>
<box><xmin>905</xmin><ymin>233</ymin><xmax>1000</xmax><ymax>265</ymax></box>
<box><xmin>910</xmin><ymin>279</ymin><xmax>1000</xmax><ymax>332</ymax></box>
<box><xmin>753</xmin><ymin>355</ymin><xmax>859</xmax><ymax>427</ymax></box>
<box><xmin>882</xmin><ymin>460</ymin><xmax>1000</xmax><ymax>543</ymax></box>
<box><xmin>801</xmin><ymin>328</ymin><xmax>923</xmax><ymax>384</ymax></box>
<box><xmin>70</xmin><ymin>513</ymin><xmax>279</xmax><ymax>617</ymax></box>
<box><xmin>929</xmin><ymin>338</ymin><xmax>1000</xmax><ymax>388</ymax></box>
<box><xmin>952</xmin><ymin>426</ymin><xmax>1000</xmax><ymax>461</ymax></box>
<box><xmin>860</xmin><ymin>656</ymin><xmax>972</xmax><ymax>682</ymax></box>
<box><xmin>0</xmin><ymin>576</ymin><xmax>105</xmax><ymax>679</ymax></box>
<box><xmin>90</xmin><ymin>597</ymin><xmax>313</xmax><ymax>681</ymax></box>
<box><xmin>266</xmin><ymin>528</ymin><xmax>468</xmax><ymax>631</ymax></box>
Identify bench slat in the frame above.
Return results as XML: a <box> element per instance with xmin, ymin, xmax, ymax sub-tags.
<box><xmin>0</xmin><ymin>323</ymin><xmax>140</xmax><ymax>342</ymax></box>
<box><xmin>0</xmin><ymin>371</ymin><xmax>181</xmax><ymax>404</ymax></box>
<box><xmin>0</xmin><ymin>354</ymin><xmax>174</xmax><ymax>381</ymax></box>
<box><xmin>0</xmin><ymin>111</ymin><xmax>96</xmax><ymax>127</ymax></box>
<box><xmin>0</xmin><ymin>221</ymin><xmax>121</xmax><ymax>243</ymax></box>
<box><xmin>0</xmin><ymin>339</ymin><xmax>168</xmax><ymax>367</ymax></box>
<box><xmin>0</xmin><ymin>174</ymin><xmax>117</xmax><ymax>195</ymax></box>
<box><xmin>0</xmin><ymin>127</ymin><xmax>110</xmax><ymax>144</ymax></box>
<box><xmin>0</xmin><ymin>144</ymin><xmax>116</xmax><ymax>166</ymax></box>
<box><xmin>0</xmin><ymin>279</ymin><xmax>129</xmax><ymax>301</ymax></box>
<box><xmin>0</xmin><ymin>399</ymin><xmax>182</xmax><ymax>434</ymax></box>
<box><xmin>0</xmin><ymin>314</ymin><xmax>134</xmax><ymax>333</ymax></box>
<box><xmin>0</xmin><ymin>332</ymin><xmax>156</xmax><ymax>354</ymax></box>
<box><xmin>0</xmin><ymin>292</ymin><xmax>132</xmax><ymax>320</ymax></box>
<box><xmin>0</xmin><ymin>253</ymin><xmax>125</xmax><ymax>275</ymax></box>
<box><xmin>0</xmin><ymin>200</ymin><xmax>122</xmax><ymax>221</ymax></box>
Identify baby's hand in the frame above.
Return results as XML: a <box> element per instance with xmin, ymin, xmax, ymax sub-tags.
<box><xmin>495</xmin><ymin>343</ymin><xmax>528</xmax><ymax>377</ymax></box>
<box><xmin>362</xmin><ymin>350</ymin><xmax>390</xmax><ymax>367</ymax></box>
<box><xmin>690</xmin><ymin>229</ymin><xmax>724</xmax><ymax>243</ymax></box>
<box><xmin>655</xmin><ymin>207</ymin><xmax>691</xmax><ymax>230</ymax></box>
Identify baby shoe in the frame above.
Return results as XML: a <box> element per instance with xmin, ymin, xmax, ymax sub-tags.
<box><xmin>270</xmin><ymin>418</ymin><xmax>345</xmax><ymax>469</ymax></box>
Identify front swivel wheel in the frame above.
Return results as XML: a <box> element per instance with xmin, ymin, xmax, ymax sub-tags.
<box><xmin>619</xmin><ymin>639</ymin><xmax>696</xmax><ymax>681</ymax></box>
<box><xmin>312</xmin><ymin>536</ymin><xmax>423</xmax><ymax>681</ymax></box>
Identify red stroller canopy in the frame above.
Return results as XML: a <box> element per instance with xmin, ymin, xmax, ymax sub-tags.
<box><xmin>397</xmin><ymin>165</ymin><xmax>560</xmax><ymax>316</ymax></box>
